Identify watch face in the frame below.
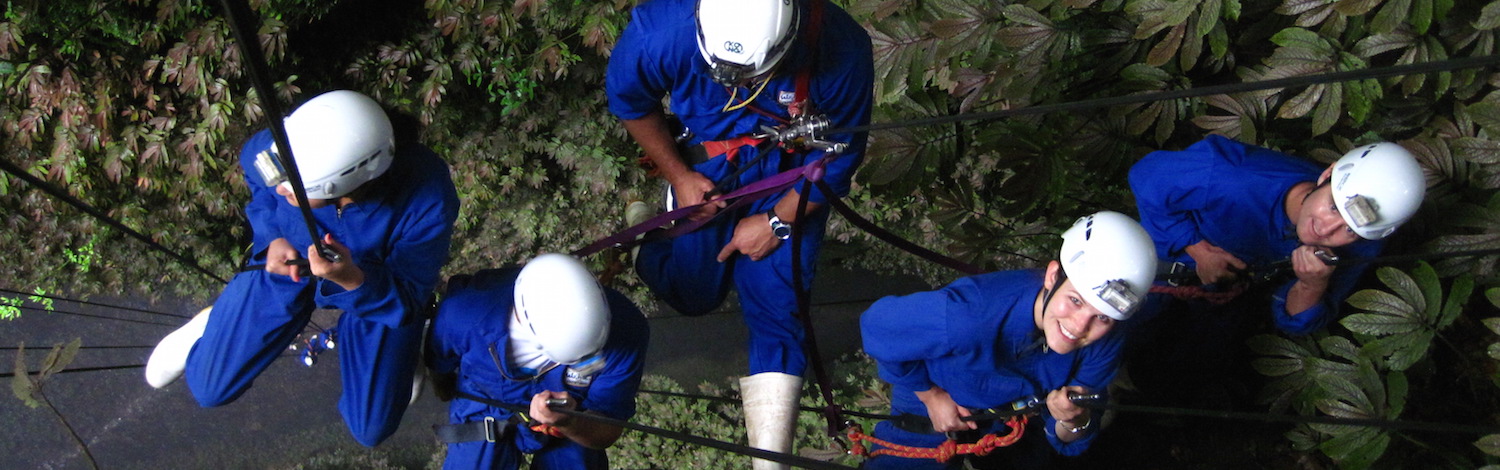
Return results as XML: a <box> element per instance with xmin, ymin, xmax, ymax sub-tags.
<box><xmin>774</xmin><ymin>225</ymin><xmax>792</xmax><ymax>238</ymax></box>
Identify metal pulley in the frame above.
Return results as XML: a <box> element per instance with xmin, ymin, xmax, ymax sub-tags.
<box><xmin>758</xmin><ymin>113</ymin><xmax>846</xmax><ymax>154</ymax></box>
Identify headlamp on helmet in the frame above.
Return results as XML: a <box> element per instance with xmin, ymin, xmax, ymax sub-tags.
<box><xmin>1093</xmin><ymin>279</ymin><xmax>1141</xmax><ymax>317</ymax></box>
<box><xmin>1340</xmin><ymin>194</ymin><xmax>1380</xmax><ymax>229</ymax></box>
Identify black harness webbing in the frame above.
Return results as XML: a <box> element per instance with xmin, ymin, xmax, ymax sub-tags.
<box><xmin>453</xmin><ymin>391</ymin><xmax>855</xmax><ymax>470</ymax></box>
<box><xmin>433</xmin><ymin>416</ymin><xmax>512</xmax><ymax>443</ymax></box>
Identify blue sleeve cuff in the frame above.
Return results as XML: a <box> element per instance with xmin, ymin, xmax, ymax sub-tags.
<box><xmin>1272</xmin><ymin>281</ymin><xmax>1325</xmax><ymax>336</ymax></box>
<box><xmin>1042</xmin><ymin>414</ymin><xmax>1098</xmax><ymax>456</ymax></box>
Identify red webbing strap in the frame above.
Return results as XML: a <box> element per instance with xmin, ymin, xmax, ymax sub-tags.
<box><xmin>787</xmin><ymin>0</ymin><xmax>822</xmax><ymax>118</ymax></box>
<box><xmin>846</xmin><ymin>415</ymin><xmax>1030</xmax><ymax>463</ymax></box>
<box><xmin>1148</xmin><ymin>283</ymin><xmax>1248</xmax><ymax>304</ymax></box>
<box><xmin>701</xmin><ymin>135</ymin><xmax>768</xmax><ymax>162</ymax></box>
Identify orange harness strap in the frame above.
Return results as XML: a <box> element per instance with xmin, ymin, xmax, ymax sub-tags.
<box><xmin>529</xmin><ymin>423</ymin><xmax>565</xmax><ymax>438</ymax></box>
<box><xmin>701</xmin><ymin>135</ymin><xmax>769</xmax><ymax>163</ymax></box>
<box><xmin>846</xmin><ymin>415</ymin><xmax>1029</xmax><ymax>463</ymax></box>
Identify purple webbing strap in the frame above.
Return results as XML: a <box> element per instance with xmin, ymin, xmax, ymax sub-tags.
<box><xmin>570</xmin><ymin>156</ymin><xmax>831</xmax><ymax>257</ymax></box>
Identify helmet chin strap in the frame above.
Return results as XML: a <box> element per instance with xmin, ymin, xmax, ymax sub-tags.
<box><xmin>1038</xmin><ymin>267</ymin><xmax>1070</xmax><ymax>335</ymax></box>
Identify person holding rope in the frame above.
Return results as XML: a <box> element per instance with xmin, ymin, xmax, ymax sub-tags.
<box><xmin>426</xmin><ymin>253</ymin><xmax>649</xmax><ymax>470</ymax></box>
<box><xmin>858</xmin><ymin>212</ymin><xmax>1157</xmax><ymax>469</ymax></box>
<box><xmin>144</xmin><ymin>90</ymin><xmax>460</xmax><ymax>446</ymax></box>
<box><xmin>605</xmin><ymin>0</ymin><xmax>871</xmax><ymax>466</ymax></box>
<box><xmin>1124</xmin><ymin>135</ymin><xmax>1425</xmax><ymax>407</ymax></box>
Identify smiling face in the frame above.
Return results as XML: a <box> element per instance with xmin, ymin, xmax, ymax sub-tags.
<box><xmin>1294</xmin><ymin>168</ymin><xmax>1363</xmax><ymax>248</ymax></box>
<box><xmin>1035</xmin><ymin>261</ymin><xmax>1117</xmax><ymax>355</ymax></box>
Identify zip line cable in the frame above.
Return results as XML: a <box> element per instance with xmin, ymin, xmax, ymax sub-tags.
<box><xmin>2</xmin><ymin>364</ymin><xmax>144</xmax><ymax>379</ymax></box>
<box><xmin>644</xmin><ymin>387</ymin><xmax>1500</xmax><ymax>436</ymax></box>
<box><xmin>453</xmin><ymin>391</ymin><xmax>856</xmax><ymax>470</ymax></box>
<box><xmin>1082</xmin><ymin>400</ymin><xmax>1500</xmax><ymax>436</ymax></box>
<box><xmin>216</xmin><ymin>0</ymin><xmax>340</xmax><ymax>264</ymax></box>
<box><xmin>14</xmin><ymin>305</ymin><xmax>177</xmax><ymax>328</ymax></box>
<box><xmin>0</xmin><ymin>158</ymin><xmax>227</xmax><ymax>284</ymax></box>
<box><xmin>639</xmin><ymin>388</ymin><xmax>898</xmax><ymax>421</ymax></box>
<box><xmin>1</xmin><ymin>346</ymin><xmax>153</xmax><ymax>351</ymax></box>
<box><xmin>827</xmin><ymin>55</ymin><xmax>1500</xmax><ymax>136</ymax></box>
<box><xmin>0</xmin><ymin>288</ymin><xmax>190</xmax><ymax>319</ymax></box>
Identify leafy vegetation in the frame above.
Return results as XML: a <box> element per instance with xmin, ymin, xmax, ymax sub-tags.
<box><xmin>3</xmin><ymin>0</ymin><xmax>1500</xmax><ymax>467</ymax></box>
<box><xmin>10</xmin><ymin>338</ymin><xmax>95</xmax><ymax>469</ymax></box>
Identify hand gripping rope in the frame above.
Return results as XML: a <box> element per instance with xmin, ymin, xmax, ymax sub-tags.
<box><xmin>217</xmin><ymin>0</ymin><xmax>340</xmax><ymax>267</ymax></box>
<box><xmin>844</xmin><ymin>415</ymin><xmax>1029</xmax><ymax>463</ymax></box>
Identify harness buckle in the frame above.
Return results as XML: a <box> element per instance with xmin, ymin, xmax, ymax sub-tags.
<box><xmin>1165</xmin><ymin>261</ymin><xmax>1190</xmax><ymax>286</ymax></box>
<box><xmin>484</xmin><ymin>416</ymin><xmax>497</xmax><ymax>443</ymax></box>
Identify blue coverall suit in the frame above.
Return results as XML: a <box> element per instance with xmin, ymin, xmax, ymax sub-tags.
<box><xmin>1129</xmin><ymin>135</ymin><xmax>1381</xmax><ymax>335</ymax></box>
<box><xmin>1125</xmin><ymin>135</ymin><xmax>1381</xmax><ymax>402</ymax></box>
<box><xmin>185</xmin><ymin>130</ymin><xmax>460</xmax><ymax>446</ymax></box>
<box><xmin>605</xmin><ymin>0</ymin><xmax>873</xmax><ymax>377</ymax></box>
<box><xmin>427</xmin><ymin>268</ymin><xmax>649</xmax><ymax>470</ymax></box>
<box><xmin>860</xmin><ymin>270</ymin><xmax>1122</xmax><ymax>469</ymax></box>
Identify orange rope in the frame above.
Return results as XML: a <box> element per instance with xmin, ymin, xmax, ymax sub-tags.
<box><xmin>1149</xmin><ymin>282</ymin><xmax>1248</xmax><ymax>304</ymax></box>
<box><xmin>529</xmin><ymin>423</ymin><xmax>565</xmax><ymax>438</ymax></box>
<box><xmin>846</xmin><ymin>415</ymin><xmax>1029</xmax><ymax>463</ymax></box>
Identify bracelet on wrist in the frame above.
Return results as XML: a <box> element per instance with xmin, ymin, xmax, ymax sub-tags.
<box><xmin>1065</xmin><ymin>415</ymin><xmax>1092</xmax><ymax>433</ymax></box>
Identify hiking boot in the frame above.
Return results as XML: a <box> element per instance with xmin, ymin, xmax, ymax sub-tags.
<box><xmin>145</xmin><ymin>307</ymin><xmax>211</xmax><ymax>388</ymax></box>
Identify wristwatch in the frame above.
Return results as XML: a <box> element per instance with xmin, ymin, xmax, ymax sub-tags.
<box><xmin>766</xmin><ymin>211</ymin><xmax>792</xmax><ymax>240</ymax></box>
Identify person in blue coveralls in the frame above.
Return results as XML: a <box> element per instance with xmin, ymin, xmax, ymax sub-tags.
<box><xmin>144</xmin><ymin>90</ymin><xmax>460</xmax><ymax>446</ymax></box>
<box><xmin>426</xmin><ymin>253</ymin><xmax>649</xmax><ymax>470</ymax></box>
<box><xmin>606</xmin><ymin>0</ymin><xmax>871</xmax><ymax>466</ymax></box>
<box><xmin>1124</xmin><ymin>135</ymin><xmax>1425</xmax><ymax>406</ymax></box>
<box><xmin>860</xmin><ymin>211</ymin><xmax>1159</xmax><ymax>470</ymax></box>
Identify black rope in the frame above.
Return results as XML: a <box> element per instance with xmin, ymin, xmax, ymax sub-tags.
<box><xmin>0</xmin><ymin>158</ymin><xmax>227</xmax><ymax>284</ymax></box>
<box><xmin>828</xmin><ymin>55</ymin><xmax>1500</xmax><ymax>135</ymax></box>
<box><xmin>1083</xmin><ymin>400</ymin><xmax>1500</xmax><ymax>436</ymax></box>
<box><xmin>454</xmin><ymin>391</ymin><xmax>855</xmax><ymax>470</ymax></box>
<box><xmin>788</xmin><ymin>179</ymin><xmax>847</xmax><ymax>438</ymax></box>
<box><xmin>1</xmin><ymin>345</ymin><xmax>152</xmax><ymax>351</ymax></box>
<box><xmin>0</xmin><ymin>288</ymin><xmax>190</xmax><ymax>319</ymax></box>
<box><xmin>215</xmin><ymin>0</ymin><xmax>339</xmax><ymax>263</ymax></box>
<box><xmin>815</xmin><ymin>180</ymin><xmax>985</xmax><ymax>275</ymax></box>
<box><xmin>1</xmin><ymin>364</ymin><xmax>144</xmax><ymax>379</ymax></box>
<box><xmin>1162</xmin><ymin>246</ymin><xmax>1500</xmax><ymax>285</ymax></box>
<box><xmin>14</xmin><ymin>305</ymin><xmax>177</xmax><ymax>328</ymax></box>
<box><xmin>645</xmin><ymin>386</ymin><xmax>1500</xmax><ymax>437</ymax></box>
<box><xmin>639</xmin><ymin>388</ymin><xmax>899</xmax><ymax>421</ymax></box>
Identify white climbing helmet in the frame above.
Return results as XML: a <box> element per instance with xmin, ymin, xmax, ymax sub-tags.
<box><xmin>253</xmin><ymin>90</ymin><xmax>395</xmax><ymax>199</ymax></box>
<box><xmin>1058</xmin><ymin>211</ymin><xmax>1157</xmax><ymax>321</ymax></box>
<box><xmin>695</xmin><ymin>0</ymin><xmax>799</xmax><ymax>87</ymax></box>
<box><xmin>1328</xmin><ymin>142</ymin><xmax>1426</xmax><ymax>240</ymax></box>
<box><xmin>513</xmin><ymin>253</ymin><xmax>611</xmax><ymax>365</ymax></box>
